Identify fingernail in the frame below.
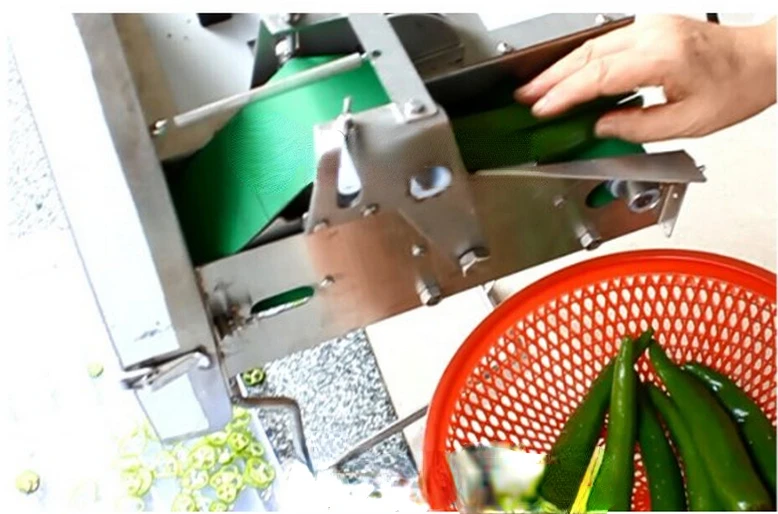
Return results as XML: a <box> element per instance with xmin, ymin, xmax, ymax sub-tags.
<box><xmin>532</xmin><ymin>96</ymin><xmax>551</xmax><ymax>116</ymax></box>
<box><xmin>516</xmin><ymin>82</ymin><xmax>536</xmax><ymax>98</ymax></box>
<box><xmin>595</xmin><ymin>119</ymin><xmax>614</xmax><ymax>137</ymax></box>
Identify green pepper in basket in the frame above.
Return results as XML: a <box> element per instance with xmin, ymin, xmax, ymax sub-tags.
<box><xmin>587</xmin><ymin>335</ymin><xmax>639</xmax><ymax>512</ymax></box>
<box><xmin>637</xmin><ymin>385</ymin><xmax>686</xmax><ymax>511</ymax></box>
<box><xmin>537</xmin><ymin>330</ymin><xmax>652</xmax><ymax>510</ymax></box>
<box><xmin>648</xmin><ymin>342</ymin><xmax>772</xmax><ymax>511</ymax></box>
<box><xmin>647</xmin><ymin>384</ymin><xmax>720</xmax><ymax>511</ymax></box>
<box><xmin>683</xmin><ymin>362</ymin><xmax>777</xmax><ymax>497</ymax></box>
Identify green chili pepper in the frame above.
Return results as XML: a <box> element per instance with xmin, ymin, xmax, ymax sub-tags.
<box><xmin>188</xmin><ymin>442</ymin><xmax>217</xmax><ymax>471</ymax></box>
<box><xmin>171</xmin><ymin>493</ymin><xmax>198</xmax><ymax>512</ymax></box>
<box><xmin>538</xmin><ymin>330</ymin><xmax>652</xmax><ymax>509</ymax></box>
<box><xmin>241</xmin><ymin>367</ymin><xmax>266</xmax><ymax>387</ymax></box>
<box><xmin>209</xmin><ymin>500</ymin><xmax>231</xmax><ymax>512</ymax></box>
<box><xmin>647</xmin><ymin>384</ymin><xmax>720</xmax><ymax>511</ymax></box>
<box><xmin>637</xmin><ymin>385</ymin><xmax>686</xmax><ymax>511</ymax></box>
<box><xmin>587</xmin><ymin>336</ymin><xmax>639</xmax><ymax>512</ymax></box>
<box><xmin>121</xmin><ymin>467</ymin><xmax>154</xmax><ymax>498</ymax></box>
<box><xmin>683</xmin><ymin>362</ymin><xmax>776</xmax><ymax>497</ymax></box>
<box><xmin>648</xmin><ymin>343</ymin><xmax>772</xmax><ymax>511</ymax></box>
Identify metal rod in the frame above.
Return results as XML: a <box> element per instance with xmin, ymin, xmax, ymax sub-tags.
<box><xmin>326</xmin><ymin>405</ymin><xmax>428</xmax><ymax>469</ymax></box>
<box><xmin>171</xmin><ymin>52</ymin><xmax>365</xmax><ymax>129</ymax></box>
<box><xmin>230</xmin><ymin>379</ymin><xmax>316</xmax><ymax>475</ymax></box>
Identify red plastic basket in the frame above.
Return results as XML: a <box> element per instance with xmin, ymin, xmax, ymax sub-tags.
<box><xmin>422</xmin><ymin>250</ymin><xmax>776</xmax><ymax>511</ymax></box>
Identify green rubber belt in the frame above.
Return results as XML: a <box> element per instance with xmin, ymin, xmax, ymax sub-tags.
<box><xmin>168</xmin><ymin>56</ymin><xmax>644</xmax><ymax>266</ymax></box>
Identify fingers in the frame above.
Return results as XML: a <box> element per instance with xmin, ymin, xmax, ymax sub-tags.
<box><xmin>595</xmin><ymin>104</ymin><xmax>690</xmax><ymax>143</ymax></box>
<box><xmin>529</xmin><ymin>53</ymin><xmax>658</xmax><ymax>118</ymax></box>
<box><xmin>515</xmin><ymin>28</ymin><xmax>635</xmax><ymax>104</ymax></box>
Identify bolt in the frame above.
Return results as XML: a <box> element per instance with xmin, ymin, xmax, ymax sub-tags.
<box><xmin>150</xmin><ymin>119</ymin><xmax>168</xmax><ymax>137</ymax></box>
<box><xmin>313</xmin><ymin>220</ymin><xmax>329</xmax><ymax>232</ymax></box>
<box><xmin>320</xmin><ymin>275</ymin><xmax>335</xmax><ymax>288</ymax></box>
<box><xmin>362</xmin><ymin>204</ymin><xmax>379</xmax><ymax>217</ymax></box>
<box><xmin>411</xmin><ymin>244</ymin><xmax>426</xmax><ymax>257</ymax></box>
<box><xmin>459</xmin><ymin>247</ymin><xmax>491</xmax><ymax>276</ymax></box>
<box><xmin>283</xmin><ymin>13</ymin><xmax>303</xmax><ymax>25</ymax></box>
<box><xmin>496</xmin><ymin>41</ymin><xmax>515</xmax><ymax>55</ymax></box>
<box><xmin>579</xmin><ymin>231</ymin><xmax>602</xmax><ymax>251</ymax></box>
<box><xmin>418</xmin><ymin>282</ymin><xmax>442</xmax><ymax>307</ymax></box>
<box><xmin>404</xmin><ymin>99</ymin><xmax>426</xmax><ymax>117</ymax></box>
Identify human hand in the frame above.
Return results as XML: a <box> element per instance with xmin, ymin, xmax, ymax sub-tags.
<box><xmin>514</xmin><ymin>15</ymin><xmax>776</xmax><ymax>143</ymax></box>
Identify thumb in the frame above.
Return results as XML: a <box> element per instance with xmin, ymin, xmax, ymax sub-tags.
<box><xmin>595</xmin><ymin>104</ymin><xmax>690</xmax><ymax>143</ymax></box>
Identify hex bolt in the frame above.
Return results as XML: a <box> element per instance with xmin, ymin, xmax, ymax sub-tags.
<box><xmin>418</xmin><ymin>281</ymin><xmax>442</xmax><ymax>307</ymax></box>
<box><xmin>459</xmin><ymin>247</ymin><xmax>491</xmax><ymax>276</ymax></box>
<box><xmin>579</xmin><ymin>230</ymin><xmax>603</xmax><ymax>251</ymax></box>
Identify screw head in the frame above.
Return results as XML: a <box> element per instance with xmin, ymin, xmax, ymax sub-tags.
<box><xmin>404</xmin><ymin>99</ymin><xmax>426</xmax><ymax>117</ymax></box>
<box><xmin>150</xmin><ymin>119</ymin><xmax>168</xmax><ymax>137</ymax></box>
<box><xmin>411</xmin><ymin>244</ymin><xmax>426</xmax><ymax>257</ymax></box>
<box><xmin>362</xmin><ymin>204</ymin><xmax>379</xmax><ymax>217</ymax></box>
<box><xmin>496</xmin><ymin>41</ymin><xmax>514</xmax><ymax>55</ymax></box>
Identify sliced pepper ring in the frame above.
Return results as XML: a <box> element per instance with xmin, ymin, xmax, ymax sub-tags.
<box><xmin>206</xmin><ymin>431</ymin><xmax>229</xmax><ymax>447</ymax></box>
<box><xmin>180</xmin><ymin>469</ymin><xmax>210</xmax><ymax>491</ymax></box>
<box><xmin>244</xmin><ymin>458</ymin><xmax>275</xmax><ymax>489</ymax></box>
<box><xmin>215</xmin><ymin>482</ymin><xmax>241</xmax><ymax>504</ymax></box>
<box><xmin>121</xmin><ymin>467</ymin><xmax>154</xmax><ymax>498</ymax></box>
<box><xmin>16</xmin><ymin>470</ymin><xmax>40</xmax><ymax>494</ymax></box>
<box><xmin>188</xmin><ymin>442</ymin><xmax>218</xmax><ymax>471</ymax></box>
<box><xmin>226</xmin><ymin>431</ymin><xmax>251</xmax><ymax>453</ymax></box>
<box><xmin>171</xmin><ymin>493</ymin><xmax>198</xmax><ymax>512</ymax></box>
<box><xmin>240</xmin><ymin>441</ymin><xmax>265</xmax><ymax>459</ymax></box>
<box><xmin>209</xmin><ymin>500</ymin><xmax>231</xmax><ymax>512</ymax></box>
<box><xmin>240</xmin><ymin>368</ymin><xmax>266</xmax><ymax>387</ymax></box>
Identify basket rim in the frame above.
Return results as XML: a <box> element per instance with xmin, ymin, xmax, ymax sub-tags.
<box><xmin>421</xmin><ymin>249</ymin><xmax>776</xmax><ymax>509</ymax></box>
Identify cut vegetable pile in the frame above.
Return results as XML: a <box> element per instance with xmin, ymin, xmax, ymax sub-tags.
<box><xmin>534</xmin><ymin>328</ymin><xmax>776</xmax><ymax>512</ymax></box>
<box><xmin>112</xmin><ymin>405</ymin><xmax>276</xmax><ymax>512</ymax></box>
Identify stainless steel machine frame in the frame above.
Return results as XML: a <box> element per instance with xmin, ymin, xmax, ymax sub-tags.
<box><xmin>29</xmin><ymin>13</ymin><xmax>704</xmax><ymax>443</ymax></box>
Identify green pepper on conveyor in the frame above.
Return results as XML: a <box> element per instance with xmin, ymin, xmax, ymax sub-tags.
<box><xmin>683</xmin><ymin>362</ymin><xmax>777</xmax><ymax>497</ymax></box>
<box><xmin>647</xmin><ymin>384</ymin><xmax>721</xmax><ymax>511</ymax></box>
<box><xmin>587</xmin><ymin>335</ymin><xmax>639</xmax><ymax>512</ymax></box>
<box><xmin>537</xmin><ymin>330</ymin><xmax>652</xmax><ymax>510</ymax></box>
<box><xmin>637</xmin><ymin>385</ymin><xmax>686</xmax><ymax>511</ymax></box>
<box><xmin>648</xmin><ymin>343</ymin><xmax>773</xmax><ymax>511</ymax></box>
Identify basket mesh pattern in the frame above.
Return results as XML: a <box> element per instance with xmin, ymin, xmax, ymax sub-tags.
<box><xmin>440</xmin><ymin>271</ymin><xmax>776</xmax><ymax>511</ymax></box>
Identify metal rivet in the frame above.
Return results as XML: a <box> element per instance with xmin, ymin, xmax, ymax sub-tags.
<box><xmin>320</xmin><ymin>275</ymin><xmax>335</xmax><ymax>288</ymax></box>
<box><xmin>404</xmin><ymin>99</ymin><xmax>426</xmax><ymax>117</ymax></box>
<box><xmin>411</xmin><ymin>244</ymin><xmax>426</xmax><ymax>257</ymax></box>
<box><xmin>459</xmin><ymin>247</ymin><xmax>491</xmax><ymax>276</ymax></box>
<box><xmin>313</xmin><ymin>220</ymin><xmax>329</xmax><ymax>232</ymax></box>
<box><xmin>496</xmin><ymin>41</ymin><xmax>514</xmax><ymax>55</ymax></box>
<box><xmin>362</xmin><ymin>204</ymin><xmax>379</xmax><ymax>217</ymax></box>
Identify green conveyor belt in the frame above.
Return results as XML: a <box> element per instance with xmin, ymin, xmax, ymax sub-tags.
<box><xmin>168</xmin><ymin>56</ymin><xmax>644</xmax><ymax>266</ymax></box>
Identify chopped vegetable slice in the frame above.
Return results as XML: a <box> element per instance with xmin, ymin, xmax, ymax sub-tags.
<box><xmin>180</xmin><ymin>469</ymin><xmax>210</xmax><ymax>491</ymax></box>
<box><xmin>244</xmin><ymin>458</ymin><xmax>275</xmax><ymax>489</ymax></box>
<box><xmin>189</xmin><ymin>442</ymin><xmax>217</xmax><ymax>471</ymax></box>
<box><xmin>227</xmin><ymin>431</ymin><xmax>251</xmax><ymax>453</ymax></box>
<box><xmin>240</xmin><ymin>367</ymin><xmax>266</xmax><ymax>387</ymax></box>
<box><xmin>121</xmin><ymin>467</ymin><xmax>154</xmax><ymax>498</ymax></box>
<box><xmin>16</xmin><ymin>470</ymin><xmax>40</xmax><ymax>494</ymax></box>
<box><xmin>215</xmin><ymin>482</ymin><xmax>241</xmax><ymax>504</ymax></box>
<box><xmin>87</xmin><ymin>362</ymin><xmax>104</xmax><ymax>378</ymax></box>
<box><xmin>172</xmin><ymin>493</ymin><xmax>198</xmax><ymax>512</ymax></box>
<box><xmin>209</xmin><ymin>500</ymin><xmax>231</xmax><ymax>512</ymax></box>
<box><xmin>206</xmin><ymin>431</ymin><xmax>229</xmax><ymax>447</ymax></box>
<box><xmin>240</xmin><ymin>441</ymin><xmax>265</xmax><ymax>459</ymax></box>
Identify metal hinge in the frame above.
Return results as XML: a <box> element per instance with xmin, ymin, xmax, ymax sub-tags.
<box><xmin>120</xmin><ymin>349</ymin><xmax>212</xmax><ymax>391</ymax></box>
